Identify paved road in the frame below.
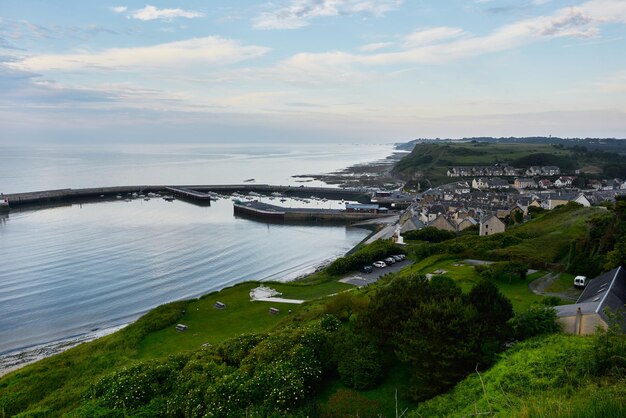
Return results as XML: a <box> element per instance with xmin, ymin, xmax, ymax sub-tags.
<box><xmin>340</xmin><ymin>259</ymin><xmax>415</xmax><ymax>287</ymax></box>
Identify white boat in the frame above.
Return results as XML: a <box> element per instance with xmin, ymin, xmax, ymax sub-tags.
<box><xmin>0</xmin><ymin>195</ymin><xmax>9</xmax><ymax>212</ymax></box>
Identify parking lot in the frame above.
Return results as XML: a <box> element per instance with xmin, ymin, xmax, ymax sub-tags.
<box><xmin>340</xmin><ymin>259</ymin><xmax>415</xmax><ymax>287</ymax></box>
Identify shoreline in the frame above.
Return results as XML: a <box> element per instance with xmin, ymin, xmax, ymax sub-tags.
<box><xmin>0</xmin><ymin>147</ymin><xmax>404</xmax><ymax>377</ymax></box>
<box><xmin>0</xmin><ymin>324</ymin><xmax>127</xmax><ymax>378</ymax></box>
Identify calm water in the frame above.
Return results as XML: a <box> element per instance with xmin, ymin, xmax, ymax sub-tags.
<box><xmin>0</xmin><ymin>143</ymin><xmax>392</xmax><ymax>355</ymax></box>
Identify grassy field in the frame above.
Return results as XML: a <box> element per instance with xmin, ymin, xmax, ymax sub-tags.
<box><xmin>137</xmin><ymin>280</ymin><xmax>352</xmax><ymax>359</ymax></box>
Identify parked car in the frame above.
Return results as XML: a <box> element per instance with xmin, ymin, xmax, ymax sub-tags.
<box><xmin>574</xmin><ymin>275</ymin><xmax>587</xmax><ymax>288</ymax></box>
<box><xmin>392</xmin><ymin>254</ymin><xmax>404</xmax><ymax>261</ymax></box>
<box><xmin>362</xmin><ymin>265</ymin><xmax>374</xmax><ymax>273</ymax></box>
<box><xmin>373</xmin><ymin>261</ymin><xmax>387</xmax><ymax>268</ymax></box>
<box><xmin>384</xmin><ymin>257</ymin><xmax>396</xmax><ymax>265</ymax></box>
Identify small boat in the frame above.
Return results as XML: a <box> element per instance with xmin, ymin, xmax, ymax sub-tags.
<box><xmin>243</xmin><ymin>178</ymin><xmax>255</xmax><ymax>182</ymax></box>
<box><xmin>280</xmin><ymin>198</ymin><xmax>287</xmax><ymax>202</ymax></box>
<box><xmin>116</xmin><ymin>194</ymin><xmax>122</xmax><ymax>199</ymax></box>
<box><xmin>0</xmin><ymin>195</ymin><xmax>10</xmax><ymax>212</ymax></box>
<box><xmin>163</xmin><ymin>196</ymin><xmax>175</xmax><ymax>202</ymax></box>
<box><xmin>144</xmin><ymin>198</ymin><xmax>150</xmax><ymax>201</ymax></box>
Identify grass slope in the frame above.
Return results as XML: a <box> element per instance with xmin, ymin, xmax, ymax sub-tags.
<box><xmin>410</xmin><ymin>334</ymin><xmax>626</xmax><ymax>418</ymax></box>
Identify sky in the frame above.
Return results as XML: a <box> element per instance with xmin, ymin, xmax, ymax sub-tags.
<box><xmin>1</xmin><ymin>0</ymin><xmax>626</xmax><ymax>144</ymax></box>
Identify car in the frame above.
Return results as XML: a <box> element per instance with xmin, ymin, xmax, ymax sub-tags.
<box><xmin>373</xmin><ymin>261</ymin><xmax>387</xmax><ymax>268</ymax></box>
<box><xmin>362</xmin><ymin>265</ymin><xmax>373</xmax><ymax>274</ymax></box>
<box><xmin>392</xmin><ymin>255</ymin><xmax>404</xmax><ymax>261</ymax></box>
<box><xmin>384</xmin><ymin>257</ymin><xmax>396</xmax><ymax>265</ymax></box>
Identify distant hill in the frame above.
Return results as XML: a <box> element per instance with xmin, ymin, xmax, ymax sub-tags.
<box><xmin>399</xmin><ymin>137</ymin><xmax>626</xmax><ymax>155</ymax></box>
<box><xmin>393</xmin><ymin>141</ymin><xmax>626</xmax><ymax>188</ymax></box>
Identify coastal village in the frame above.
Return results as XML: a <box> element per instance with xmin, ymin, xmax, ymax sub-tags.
<box><xmin>392</xmin><ymin>163</ymin><xmax>626</xmax><ymax>237</ymax></box>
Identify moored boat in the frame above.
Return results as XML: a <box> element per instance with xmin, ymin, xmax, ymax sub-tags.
<box><xmin>1</xmin><ymin>194</ymin><xmax>10</xmax><ymax>212</ymax></box>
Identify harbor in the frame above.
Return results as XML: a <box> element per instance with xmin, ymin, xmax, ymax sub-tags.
<box><xmin>2</xmin><ymin>184</ymin><xmax>373</xmax><ymax>208</ymax></box>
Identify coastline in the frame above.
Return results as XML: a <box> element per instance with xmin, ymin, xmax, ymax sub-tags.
<box><xmin>0</xmin><ymin>146</ymin><xmax>404</xmax><ymax>377</ymax></box>
<box><xmin>0</xmin><ymin>324</ymin><xmax>127</xmax><ymax>378</ymax></box>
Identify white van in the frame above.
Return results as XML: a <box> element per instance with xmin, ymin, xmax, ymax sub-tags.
<box><xmin>573</xmin><ymin>276</ymin><xmax>587</xmax><ymax>288</ymax></box>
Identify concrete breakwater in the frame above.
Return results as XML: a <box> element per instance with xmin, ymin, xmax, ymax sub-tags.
<box><xmin>3</xmin><ymin>184</ymin><xmax>373</xmax><ymax>207</ymax></box>
<box><xmin>234</xmin><ymin>201</ymin><xmax>390</xmax><ymax>224</ymax></box>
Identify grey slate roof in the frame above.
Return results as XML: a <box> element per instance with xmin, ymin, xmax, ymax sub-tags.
<box><xmin>555</xmin><ymin>266</ymin><xmax>626</xmax><ymax>326</ymax></box>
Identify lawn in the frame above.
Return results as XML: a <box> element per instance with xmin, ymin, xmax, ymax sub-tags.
<box><xmin>136</xmin><ymin>280</ymin><xmax>352</xmax><ymax>359</ymax></box>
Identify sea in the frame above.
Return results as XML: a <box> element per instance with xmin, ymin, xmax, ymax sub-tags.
<box><xmin>0</xmin><ymin>143</ymin><xmax>394</xmax><ymax>364</ymax></box>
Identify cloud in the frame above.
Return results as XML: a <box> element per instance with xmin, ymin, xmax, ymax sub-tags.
<box><xmin>268</xmin><ymin>1</ymin><xmax>623</xmax><ymax>83</ymax></box>
<box><xmin>12</xmin><ymin>36</ymin><xmax>270</xmax><ymax>72</ymax></box>
<box><xmin>111</xmin><ymin>6</ymin><xmax>127</xmax><ymax>13</ymax></box>
<box><xmin>0</xmin><ymin>56</ymin><xmax>118</xmax><ymax>105</ymax></box>
<box><xmin>403</xmin><ymin>27</ymin><xmax>466</xmax><ymax>48</ymax></box>
<box><xmin>358</xmin><ymin>41</ymin><xmax>395</xmax><ymax>52</ymax></box>
<box><xmin>126</xmin><ymin>5</ymin><xmax>204</xmax><ymax>21</ymax></box>
<box><xmin>253</xmin><ymin>0</ymin><xmax>403</xmax><ymax>30</ymax></box>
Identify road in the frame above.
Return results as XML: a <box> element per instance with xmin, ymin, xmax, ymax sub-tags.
<box><xmin>340</xmin><ymin>259</ymin><xmax>415</xmax><ymax>287</ymax></box>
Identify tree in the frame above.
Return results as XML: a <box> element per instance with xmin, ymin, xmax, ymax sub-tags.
<box><xmin>395</xmin><ymin>297</ymin><xmax>482</xmax><ymax>400</ymax></box>
<box><xmin>468</xmin><ymin>280</ymin><xmax>513</xmax><ymax>340</ymax></box>
<box><xmin>357</xmin><ymin>275</ymin><xmax>430</xmax><ymax>343</ymax></box>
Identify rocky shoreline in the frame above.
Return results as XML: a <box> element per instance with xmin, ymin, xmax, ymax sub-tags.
<box><xmin>292</xmin><ymin>149</ymin><xmax>409</xmax><ymax>189</ymax></box>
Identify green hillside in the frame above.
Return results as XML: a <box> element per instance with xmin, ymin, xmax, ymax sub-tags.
<box><xmin>410</xmin><ymin>333</ymin><xmax>626</xmax><ymax>418</ymax></box>
<box><xmin>393</xmin><ymin>142</ymin><xmax>626</xmax><ymax>188</ymax></box>
<box><xmin>1</xmin><ymin>203</ymin><xmax>625</xmax><ymax>417</ymax></box>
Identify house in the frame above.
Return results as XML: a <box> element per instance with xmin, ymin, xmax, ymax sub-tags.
<box><xmin>514</xmin><ymin>178</ymin><xmax>537</xmax><ymax>189</ymax></box>
<box><xmin>587</xmin><ymin>179</ymin><xmax>602</xmax><ymax>190</ymax></box>
<box><xmin>479</xmin><ymin>214</ymin><xmax>505</xmax><ymax>236</ymax></box>
<box><xmin>538</xmin><ymin>179</ymin><xmax>553</xmax><ymax>189</ymax></box>
<box><xmin>472</xmin><ymin>178</ymin><xmax>489</xmax><ymax>189</ymax></box>
<box><xmin>401</xmin><ymin>215</ymin><xmax>425</xmax><ymax>233</ymax></box>
<box><xmin>456</xmin><ymin>217</ymin><xmax>477</xmax><ymax>231</ymax></box>
<box><xmin>554</xmin><ymin>266</ymin><xmax>626</xmax><ymax>335</ymax></box>
<box><xmin>544</xmin><ymin>192</ymin><xmax>590</xmax><ymax>209</ymax></box>
<box><xmin>542</xmin><ymin>166</ymin><xmax>560</xmax><ymax>176</ymax></box>
<box><xmin>554</xmin><ymin>176</ymin><xmax>575</xmax><ymax>188</ymax></box>
<box><xmin>427</xmin><ymin>214</ymin><xmax>457</xmax><ymax>232</ymax></box>
<box><xmin>488</xmin><ymin>178</ymin><xmax>510</xmax><ymax>190</ymax></box>
<box><xmin>525</xmin><ymin>166</ymin><xmax>542</xmax><ymax>176</ymax></box>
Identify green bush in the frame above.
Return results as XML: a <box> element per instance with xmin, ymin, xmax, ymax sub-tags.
<box><xmin>509</xmin><ymin>305</ymin><xmax>561</xmax><ymax>340</ymax></box>
<box><xmin>404</xmin><ymin>227</ymin><xmax>456</xmax><ymax>243</ymax></box>
<box><xmin>321</xmin><ymin>389</ymin><xmax>382</xmax><ymax>418</ymax></box>
<box><xmin>327</xmin><ymin>240</ymin><xmax>405</xmax><ymax>276</ymax></box>
<box><xmin>333</xmin><ymin>329</ymin><xmax>384</xmax><ymax>390</ymax></box>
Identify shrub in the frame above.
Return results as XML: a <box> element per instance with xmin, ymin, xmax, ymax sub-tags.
<box><xmin>509</xmin><ymin>305</ymin><xmax>561</xmax><ymax>340</ymax></box>
<box><xmin>321</xmin><ymin>389</ymin><xmax>382</xmax><ymax>418</ymax></box>
<box><xmin>404</xmin><ymin>227</ymin><xmax>456</xmax><ymax>243</ymax></box>
<box><xmin>326</xmin><ymin>240</ymin><xmax>405</xmax><ymax>276</ymax></box>
<box><xmin>333</xmin><ymin>329</ymin><xmax>384</xmax><ymax>390</ymax></box>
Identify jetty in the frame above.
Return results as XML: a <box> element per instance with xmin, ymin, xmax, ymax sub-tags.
<box><xmin>164</xmin><ymin>187</ymin><xmax>212</xmax><ymax>204</ymax></box>
<box><xmin>3</xmin><ymin>184</ymin><xmax>373</xmax><ymax>208</ymax></box>
<box><xmin>233</xmin><ymin>200</ymin><xmax>390</xmax><ymax>224</ymax></box>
